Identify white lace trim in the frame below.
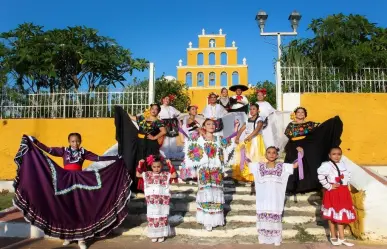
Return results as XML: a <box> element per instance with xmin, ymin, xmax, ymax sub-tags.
<box><xmin>147</xmin><ymin>205</ymin><xmax>170</xmax><ymax>216</ymax></box>
<box><xmin>147</xmin><ymin>225</ymin><xmax>171</xmax><ymax>238</ymax></box>
<box><xmin>321</xmin><ymin>205</ymin><xmax>356</xmax><ymax>221</ymax></box>
<box><xmin>196</xmin><ymin>210</ymin><xmax>225</xmax><ymax>227</ymax></box>
<box><xmin>196</xmin><ymin>188</ymin><xmax>225</xmax><ymax>204</ymax></box>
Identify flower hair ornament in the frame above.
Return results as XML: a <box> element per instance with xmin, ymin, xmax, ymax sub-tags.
<box><xmin>290</xmin><ymin>106</ymin><xmax>307</xmax><ymax>121</ymax></box>
<box><xmin>161</xmin><ymin>94</ymin><xmax>176</xmax><ymax>104</ymax></box>
<box><xmin>256</xmin><ymin>88</ymin><xmax>267</xmax><ymax>96</ymax></box>
<box><xmin>143</xmin><ymin>108</ymin><xmax>151</xmax><ymax>119</ymax></box>
<box><xmin>207</xmin><ymin>92</ymin><xmax>219</xmax><ymax>104</ymax></box>
<box><xmin>146</xmin><ymin>154</ymin><xmax>164</xmax><ymax>166</ymax></box>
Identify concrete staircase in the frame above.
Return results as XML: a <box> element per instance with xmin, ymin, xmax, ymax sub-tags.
<box><xmin>114</xmin><ymin>160</ymin><xmax>329</xmax><ymax>244</ymax></box>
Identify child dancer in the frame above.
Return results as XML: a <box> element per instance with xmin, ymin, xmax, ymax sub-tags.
<box><xmin>31</xmin><ymin>133</ymin><xmax>118</xmax><ymax>171</ymax></box>
<box><xmin>181</xmin><ymin>119</ymin><xmax>237</xmax><ymax>231</ymax></box>
<box><xmin>248</xmin><ymin>146</ymin><xmax>301</xmax><ymax>246</ymax></box>
<box><xmin>232</xmin><ymin>104</ymin><xmax>266</xmax><ymax>189</ymax></box>
<box><xmin>28</xmin><ymin>133</ymin><xmax>120</xmax><ymax>249</ymax></box>
<box><xmin>318</xmin><ymin>147</ymin><xmax>356</xmax><ymax>246</ymax></box>
<box><xmin>136</xmin><ymin>155</ymin><xmax>177</xmax><ymax>242</ymax></box>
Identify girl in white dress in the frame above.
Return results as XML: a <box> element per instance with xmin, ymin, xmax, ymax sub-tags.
<box><xmin>248</xmin><ymin>146</ymin><xmax>302</xmax><ymax>246</ymax></box>
<box><xmin>159</xmin><ymin>95</ymin><xmax>183</xmax><ymax>159</ymax></box>
<box><xmin>232</xmin><ymin>103</ymin><xmax>266</xmax><ymax>184</ymax></box>
<box><xmin>182</xmin><ymin>119</ymin><xmax>238</xmax><ymax>231</ymax></box>
<box><xmin>136</xmin><ymin>155</ymin><xmax>177</xmax><ymax>243</ymax></box>
<box><xmin>256</xmin><ymin>89</ymin><xmax>276</xmax><ymax>148</ymax></box>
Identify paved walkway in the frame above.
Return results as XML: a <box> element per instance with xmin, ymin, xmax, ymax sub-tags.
<box><xmin>1</xmin><ymin>237</ymin><xmax>385</xmax><ymax>249</ymax></box>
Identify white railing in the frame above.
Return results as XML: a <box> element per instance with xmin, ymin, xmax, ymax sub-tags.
<box><xmin>0</xmin><ymin>87</ymin><xmax>150</xmax><ymax>119</ymax></box>
<box><xmin>282</xmin><ymin>67</ymin><xmax>387</xmax><ymax>93</ymax></box>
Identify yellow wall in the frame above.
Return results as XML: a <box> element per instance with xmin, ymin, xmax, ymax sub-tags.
<box><xmin>301</xmin><ymin>93</ymin><xmax>387</xmax><ymax>165</ymax></box>
<box><xmin>0</xmin><ymin>119</ymin><xmax>116</xmax><ymax>180</ymax></box>
<box><xmin>177</xmin><ymin>67</ymin><xmax>248</xmax><ymax>88</ymax></box>
<box><xmin>177</xmin><ymin>30</ymin><xmax>249</xmax><ymax>112</ymax></box>
<box><xmin>187</xmin><ymin>88</ymin><xmax>254</xmax><ymax>113</ymax></box>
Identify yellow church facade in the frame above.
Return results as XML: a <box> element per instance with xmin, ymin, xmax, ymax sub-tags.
<box><xmin>176</xmin><ymin>29</ymin><xmax>250</xmax><ymax>111</ymax></box>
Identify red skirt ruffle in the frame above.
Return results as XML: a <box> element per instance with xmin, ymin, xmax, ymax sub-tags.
<box><xmin>321</xmin><ymin>185</ymin><xmax>356</xmax><ymax>224</ymax></box>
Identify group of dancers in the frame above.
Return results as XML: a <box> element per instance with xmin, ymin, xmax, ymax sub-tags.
<box><xmin>12</xmin><ymin>84</ymin><xmax>357</xmax><ymax>248</ymax></box>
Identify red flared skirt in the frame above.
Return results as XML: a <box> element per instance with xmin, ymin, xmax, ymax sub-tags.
<box><xmin>321</xmin><ymin>185</ymin><xmax>356</xmax><ymax>224</ymax></box>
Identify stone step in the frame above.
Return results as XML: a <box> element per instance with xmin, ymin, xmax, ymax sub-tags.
<box><xmin>128</xmin><ymin>201</ymin><xmax>320</xmax><ymax>213</ymax></box>
<box><xmin>135</xmin><ymin>192</ymin><xmax>321</xmax><ymax>202</ymax></box>
<box><xmin>125</xmin><ymin>213</ymin><xmax>322</xmax><ymax>225</ymax></box>
<box><xmin>114</xmin><ymin>226</ymin><xmax>326</xmax><ymax>239</ymax></box>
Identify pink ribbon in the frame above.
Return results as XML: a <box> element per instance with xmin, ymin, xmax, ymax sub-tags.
<box><xmin>240</xmin><ymin>147</ymin><xmax>246</xmax><ymax>171</ymax></box>
<box><xmin>146</xmin><ymin>155</ymin><xmax>155</xmax><ymax>165</ymax></box>
<box><xmin>298</xmin><ymin>152</ymin><xmax>304</xmax><ymax>180</ymax></box>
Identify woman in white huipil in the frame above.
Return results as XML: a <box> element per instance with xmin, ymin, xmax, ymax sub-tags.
<box><xmin>159</xmin><ymin>95</ymin><xmax>183</xmax><ymax>159</ymax></box>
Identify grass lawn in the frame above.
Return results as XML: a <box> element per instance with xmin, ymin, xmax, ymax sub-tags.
<box><xmin>0</xmin><ymin>192</ymin><xmax>14</xmax><ymax>210</ymax></box>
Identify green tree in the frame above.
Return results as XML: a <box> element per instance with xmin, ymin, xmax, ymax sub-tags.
<box><xmin>247</xmin><ymin>80</ymin><xmax>276</xmax><ymax>107</ymax></box>
<box><xmin>282</xmin><ymin>14</ymin><xmax>387</xmax><ymax>71</ymax></box>
<box><xmin>130</xmin><ymin>76</ymin><xmax>191</xmax><ymax>113</ymax></box>
<box><xmin>154</xmin><ymin>77</ymin><xmax>190</xmax><ymax>112</ymax></box>
<box><xmin>0</xmin><ymin>23</ymin><xmax>148</xmax><ymax>93</ymax></box>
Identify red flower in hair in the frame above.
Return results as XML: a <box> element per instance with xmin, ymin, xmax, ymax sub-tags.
<box><xmin>168</xmin><ymin>94</ymin><xmax>176</xmax><ymax>102</ymax></box>
<box><xmin>256</xmin><ymin>88</ymin><xmax>267</xmax><ymax>95</ymax></box>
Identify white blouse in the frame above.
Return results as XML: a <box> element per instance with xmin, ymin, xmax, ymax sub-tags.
<box><xmin>256</xmin><ymin>101</ymin><xmax>275</xmax><ymax>118</ymax></box>
<box><xmin>230</xmin><ymin>95</ymin><xmax>248</xmax><ymax>109</ymax></box>
<box><xmin>202</xmin><ymin>104</ymin><xmax>227</xmax><ymax>119</ymax></box>
<box><xmin>159</xmin><ymin>105</ymin><xmax>181</xmax><ymax>119</ymax></box>
<box><xmin>317</xmin><ymin>161</ymin><xmax>351</xmax><ymax>190</ymax></box>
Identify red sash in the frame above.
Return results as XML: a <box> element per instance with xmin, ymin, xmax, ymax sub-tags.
<box><xmin>64</xmin><ymin>163</ymin><xmax>82</xmax><ymax>171</ymax></box>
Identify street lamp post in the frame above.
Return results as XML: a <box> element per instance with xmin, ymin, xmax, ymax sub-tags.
<box><xmin>255</xmin><ymin>10</ymin><xmax>301</xmax><ymax>111</ymax></box>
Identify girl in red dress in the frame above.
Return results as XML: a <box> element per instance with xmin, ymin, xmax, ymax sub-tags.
<box><xmin>317</xmin><ymin>147</ymin><xmax>356</xmax><ymax>246</ymax></box>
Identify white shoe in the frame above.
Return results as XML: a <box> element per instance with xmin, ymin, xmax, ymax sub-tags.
<box><xmin>151</xmin><ymin>238</ymin><xmax>158</xmax><ymax>243</ymax></box>
<box><xmin>63</xmin><ymin>240</ymin><xmax>70</xmax><ymax>246</ymax></box>
<box><xmin>158</xmin><ymin>237</ymin><xmax>165</xmax><ymax>243</ymax></box>
<box><xmin>78</xmin><ymin>240</ymin><xmax>87</xmax><ymax>249</ymax></box>
<box><xmin>338</xmin><ymin>239</ymin><xmax>354</xmax><ymax>247</ymax></box>
<box><xmin>330</xmin><ymin>238</ymin><xmax>341</xmax><ymax>246</ymax></box>
<box><xmin>205</xmin><ymin>226</ymin><xmax>212</xmax><ymax>231</ymax></box>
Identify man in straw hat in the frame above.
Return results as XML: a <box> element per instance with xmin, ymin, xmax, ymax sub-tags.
<box><xmin>229</xmin><ymin>84</ymin><xmax>249</xmax><ymax>114</ymax></box>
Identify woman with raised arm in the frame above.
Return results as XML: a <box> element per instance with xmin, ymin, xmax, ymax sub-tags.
<box><xmin>284</xmin><ymin>107</ymin><xmax>343</xmax><ymax>195</ymax></box>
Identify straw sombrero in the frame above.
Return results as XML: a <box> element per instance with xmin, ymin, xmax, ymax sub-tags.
<box><xmin>229</xmin><ymin>84</ymin><xmax>249</xmax><ymax>92</ymax></box>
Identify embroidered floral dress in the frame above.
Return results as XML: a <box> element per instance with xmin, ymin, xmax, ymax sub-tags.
<box><xmin>248</xmin><ymin>162</ymin><xmax>295</xmax><ymax>246</ymax></box>
<box><xmin>136</xmin><ymin>115</ymin><xmax>165</xmax><ymax>161</ymax></box>
<box><xmin>143</xmin><ymin>171</ymin><xmax>171</xmax><ymax>238</ymax></box>
<box><xmin>182</xmin><ymin>134</ymin><xmax>231</xmax><ymax>228</ymax></box>
<box><xmin>284</xmin><ymin>117</ymin><xmax>343</xmax><ymax>194</ymax></box>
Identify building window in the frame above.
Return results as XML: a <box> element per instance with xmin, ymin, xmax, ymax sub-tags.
<box><xmin>185</xmin><ymin>72</ymin><xmax>192</xmax><ymax>87</ymax></box>
<box><xmin>209</xmin><ymin>72</ymin><xmax>216</xmax><ymax>86</ymax></box>
<box><xmin>197</xmin><ymin>52</ymin><xmax>204</xmax><ymax>65</ymax></box>
<box><xmin>232</xmin><ymin>72</ymin><xmax>239</xmax><ymax>85</ymax></box>
<box><xmin>209</xmin><ymin>39</ymin><xmax>216</xmax><ymax>48</ymax></box>
<box><xmin>221</xmin><ymin>72</ymin><xmax>227</xmax><ymax>86</ymax></box>
<box><xmin>221</xmin><ymin>52</ymin><xmax>227</xmax><ymax>65</ymax></box>
<box><xmin>209</xmin><ymin>52</ymin><xmax>215</xmax><ymax>65</ymax></box>
<box><xmin>197</xmin><ymin>72</ymin><xmax>204</xmax><ymax>87</ymax></box>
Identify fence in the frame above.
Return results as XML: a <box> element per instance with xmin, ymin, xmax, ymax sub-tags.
<box><xmin>0</xmin><ymin>86</ymin><xmax>150</xmax><ymax>119</ymax></box>
<box><xmin>282</xmin><ymin>67</ymin><xmax>387</xmax><ymax>93</ymax></box>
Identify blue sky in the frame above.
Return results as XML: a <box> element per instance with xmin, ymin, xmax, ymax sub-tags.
<box><xmin>2</xmin><ymin>0</ymin><xmax>387</xmax><ymax>86</ymax></box>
